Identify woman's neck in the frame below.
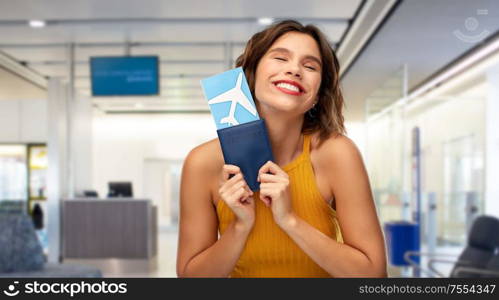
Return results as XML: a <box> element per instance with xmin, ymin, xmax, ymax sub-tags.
<box><xmin>259</xmin><ymin>109</ymin><xmax>304</xmax><ymax>167</ymax></box>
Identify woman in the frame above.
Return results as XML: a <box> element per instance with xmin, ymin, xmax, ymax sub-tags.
<box><xmin>176</xmin><ymin>20</ymin><xmax>387</xmax><ymax>277</ymax></box>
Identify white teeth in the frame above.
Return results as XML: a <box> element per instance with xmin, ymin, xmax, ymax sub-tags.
<box><xmin>276</xmin><ymin>82</ymin><xmax>300</xmax><ymax>92</ymax></box>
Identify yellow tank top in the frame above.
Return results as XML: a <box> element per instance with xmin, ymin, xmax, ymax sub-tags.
<box><xmin>216</xmin><ymin>134</ymin><xmax>344</xmax><ymax>277</ymax></box>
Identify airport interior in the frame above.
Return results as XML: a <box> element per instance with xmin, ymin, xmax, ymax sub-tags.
<box><xmin>0</xmin><ymin>0</ymin><xmax>499</xmax><ymax>278</ymax></box>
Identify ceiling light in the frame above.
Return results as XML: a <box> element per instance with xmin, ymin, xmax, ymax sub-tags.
<box><xmin>257</xmin><ymin>18</ymin><xmax>274</xmax><ymax>26</ymax></box>
<box><xmin>29</xmin><ymin>20</ymin><xmax>46</xmax><ymax>28</ymax></box>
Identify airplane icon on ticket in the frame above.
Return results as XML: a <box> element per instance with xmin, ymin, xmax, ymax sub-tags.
<box><xmin>201</xmin><ymin>67</ymin><xmax>260</xmax><ymax>129</ymax></box>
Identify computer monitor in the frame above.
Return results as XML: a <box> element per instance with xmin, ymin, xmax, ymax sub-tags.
<box><xmin>108</xmin><ymin>182</ymin><xmax>133</xmax><ymax>198</ymax></box>
<box><xmin>83</xmin><ymin>190</ymin><xmax>99</xmax><ymax>197</ymax></box>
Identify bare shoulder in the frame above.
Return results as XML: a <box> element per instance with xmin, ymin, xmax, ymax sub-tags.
<box><xmin>184</xmin><ymin>138</ymin><xmax>224</xmax><ymax>176</ymax></box>
<box><xmin>182</xmin><ymin>138</ymin><xmax>225</xmax><ymax>207</ymax></box>
<box><xmin>309</xmin><ymin>132</ymin><xmax>372</xmax><ymax>212</ymax></box>
<box><xmin>308</xmin><ymin>132</ymin><xmax>366</xmax><ymax>206</ymax></box>
<box><xmin>311</xmin><ymin>132</ymin><xmax>363</xmax><ymax>167</ymax></box>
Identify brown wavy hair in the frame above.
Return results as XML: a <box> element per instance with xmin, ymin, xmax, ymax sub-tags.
<box><xmin>235</xmin><ymin>19</ymin><xmax>346</xmax><ymax>144</ymax></box>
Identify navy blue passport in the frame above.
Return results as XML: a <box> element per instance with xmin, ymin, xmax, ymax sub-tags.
<box><xmin>217</xmin><ymin>119</ymin><xmax>274</xmax><ymax>191</ymax></box>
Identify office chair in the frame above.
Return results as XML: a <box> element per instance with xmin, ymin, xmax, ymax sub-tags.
<box><xmin>404</xmin><ymin>215</ymin><xmax>499</xmax><ymax>278</ymax></box>
<box><xmin>452</xmin><ymin>252</ymin><xmax>499</xmax><ymax>278</ymax></box>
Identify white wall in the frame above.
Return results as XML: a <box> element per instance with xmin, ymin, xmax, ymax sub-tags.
<box><xmin>345</xmin><ymin>121</ymin><xmax>366</xmax><ymax>159</ymax></box>
<box><xmin>0</xmin><ymin>67</ymin><xmax>46</xmax><ymax>100</ymax></box>
<box><xmin>0</xmin><ymin>94</ymin><xmax>93</xmax><ymax>193</ymax></box>
<box><xmin>92</xmin><ymin>113</ymin><xmax>217</xmax><ymax>200</ymax></box>
<box><xmin>0</xmin><ymin>99</ymin><xmax>47</xmax><ymax>143</ymax></box>
<box><xmin>71</xmin><ymin>93</ymin><xmax>93</xmax><ymax>194</ymax></box>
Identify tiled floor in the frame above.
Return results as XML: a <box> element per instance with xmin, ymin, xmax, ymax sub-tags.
<box><xmin>387</xmin><ymin>244</ymin><xmax>464</xmax><ymax>278</ymax></box>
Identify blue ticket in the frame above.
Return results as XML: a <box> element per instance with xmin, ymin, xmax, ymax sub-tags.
<box><xmin>200</xmin><ymin>67</ymin><xmax>260</xmax><ymax>130</ymax></box>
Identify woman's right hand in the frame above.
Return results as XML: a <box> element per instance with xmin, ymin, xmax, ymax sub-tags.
<box><xmin>219</xmin><ymin>165</ymin><xmax>255</xmax><ymax>229</ymax></box>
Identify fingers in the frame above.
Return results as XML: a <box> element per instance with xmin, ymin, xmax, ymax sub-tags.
<box><xmin>221</xmin><ymin>164</ymin><xmax>241</xmax><ymax>181</ymax></box>
<box><xmin>259</xmin><ymin>194</ymin><xmax>271</xmax><ymax>207</ymax></box>
<box><xmin>257</xmin><ymin>173</ymin><xmax>289</xmax><ymax>184</ymax></box>
<box><xmin>220</xmin><ymin>165</ymin><xmax>243</xmax><ymax>191</ymax></box>
<box><xmin>258</xmin><ymin>161</ymin><xmax>288</xmax><ymax>178</ymax></box>
<box><xmin>236</xmin><ymin>181</ymin><xmax>253</xmax><ymax>202</ymax></box>
<box><xmin>224</xmin><ymin>176</ymin><xmax>249</xmax><ymax>196</ymax></box>
<box><xmin>256</xmin><ymin>161</ymin><xmax>288</xmax><ymax>208</ymax></box>
<box><xmin>220</xmin><ymin>181</ymin><xmax>250</xmax><ymax>204</ymax></box>
<box><xmin>257</xmin><ymin>161</ymin><xmax>289</xmax><ymax>185</ymax></box>
<box><xmin>258</xmin><ymin>180</ymin><xmax>289</xmax><ymax>207</ymax></box>
<box><xmin>258</xmin><ymin>184</ymin><xmax>273</xmax><ymax>207</ymax></box>
<box><xmin>227</xmin><ymin>173</ymin><xmax>244</xmax><ymax>186</ymax></box>
<box><xmin>225</xmin><ymin>173</ymin><xmax>253</xmax><ymax>195</ymax></box>
<box><xmin>232</xmin><ymin>184</ymin><xmax>250</xmax><ymax>203</ymax></box>
<box><xmin>229</xmin><ymin>180</ymin><xmax>246</xmax><ymax>197</ymax></box>
<box><xmin>219</xmin><ymin>165</ymin><xmax>253</xmax><ymax>204</ymax></box>
<box><xmin>232</xmin><ymin>184</ymin><xmax>253</xmax><ymax>205</ymax></box>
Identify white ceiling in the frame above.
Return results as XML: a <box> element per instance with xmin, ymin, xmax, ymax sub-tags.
<box><xmin>2</xmin><ymin>0</ymin><xmax>497</xmax><ymax>122</ymax></box>
<box><xmin>0</xmin><ymin>0</ymin><xmax>361</xmax><ymax>20</ymax></box>
<box><xmin>0</xmin><ymin>0</ymin><xmax>364</xmax><ymax>113</ymax></box>
<box><xmin>341</xmin><ymin>0</ymin><xmax>499</xmax><ymax>121</ymax></box>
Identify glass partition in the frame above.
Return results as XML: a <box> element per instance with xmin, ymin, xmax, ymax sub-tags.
<box><xmin>367</xmin><ymin>94</ymin><xmax>485</xmax><ymax>248</ymax></box>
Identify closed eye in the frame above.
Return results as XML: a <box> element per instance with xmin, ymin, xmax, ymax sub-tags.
<box><xmin>305</xmin><ymin>65</ymin><xmax>317</xmax><ymax>71</ymax></box>
<box><xmin>274</xmin><ymin>57</ymin><xmax>287</xmax><ymax>61</ymax></box>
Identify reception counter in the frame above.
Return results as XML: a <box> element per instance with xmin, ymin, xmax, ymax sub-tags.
<box><xmin>62</xmin><ymin>198</ymin><xmax>157</xmax><ymax>259</ymax></box>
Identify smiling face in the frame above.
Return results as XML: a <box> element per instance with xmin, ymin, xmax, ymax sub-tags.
<box><xmin>254</xmin><ymin>31</ymin><xmax>322</xmax><ymax>116</ymax></box>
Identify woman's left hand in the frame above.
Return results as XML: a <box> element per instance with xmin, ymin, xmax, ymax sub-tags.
<box><xmin>257</xmin><ymin>161</ymin><xmax>295</xmax><ymax>227</ymax></box>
